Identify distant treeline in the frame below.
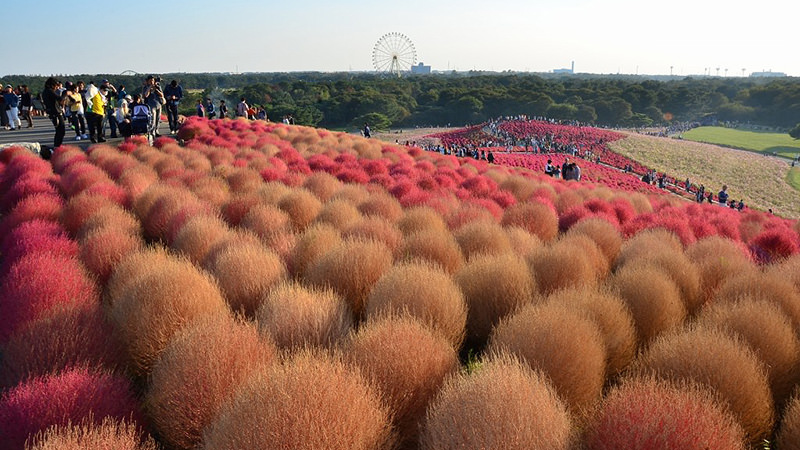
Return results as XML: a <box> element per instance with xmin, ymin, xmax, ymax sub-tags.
<box><xmin>3</xmin><ymin>72</ymin><xmax>799</xmax><ymax>130</ymax></box>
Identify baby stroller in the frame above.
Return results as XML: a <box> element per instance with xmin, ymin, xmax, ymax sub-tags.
<box><xmin>129</xmin><ymin>103</ymin><xmax>153</xmax><ymax>144</ymax></box>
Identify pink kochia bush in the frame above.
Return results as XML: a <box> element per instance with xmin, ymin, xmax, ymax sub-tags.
<box><xmin>0</xmin><ymin>367</ymin><xmax>142</xmax><ymax>450</ymax></box>
<box><xmin>585</xmin><ymin>377</ymin><xmax>745</xmax><ymax>450</ymax></box>
<box><xmin>0</xmin><ymin>253</ymin><xmax>98</xmax><ymax>343</ymax></box>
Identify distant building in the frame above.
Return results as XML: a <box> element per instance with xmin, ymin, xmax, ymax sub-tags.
<box><xmin>750</xmin><ymin>70</ymin><xmax>786</xmax><ymax>78</ymax></box>
<box><xmin>553</xmin><ymin>61</ymin><xmax>575</xmax><ymax>74</ymax></box>
<box><xmin>411</xmin><ymin>62</ymin><xmax>431</xmax><ymax>74</ymax></box>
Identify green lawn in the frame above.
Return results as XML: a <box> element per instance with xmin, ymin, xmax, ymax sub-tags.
<box><xmin>681</xmin><ymin>127</ymin><xmax>800</xmax><ymax>158</ymax></box>
<box><xmin>788</xmin><ymin>167</ymin><xmax>800</xmax><ymax>191</ymax></box>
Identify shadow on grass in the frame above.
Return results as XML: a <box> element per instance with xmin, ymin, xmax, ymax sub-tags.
<box><xmin>787</xmin><ymin>167</ymin><xmax>800</xmax><ymax>192</ymax></box>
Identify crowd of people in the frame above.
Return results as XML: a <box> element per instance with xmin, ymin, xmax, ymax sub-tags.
<box><xmin>1</xmin><ymin>84</ymin><xmax>35</xmax><ymax>130</ymax></box>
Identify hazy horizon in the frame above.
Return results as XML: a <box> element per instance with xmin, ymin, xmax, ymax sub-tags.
<box><xmin>5</xmin><ymin>0</ymin><xmax>796</xmax><ymax>78</ymax></box>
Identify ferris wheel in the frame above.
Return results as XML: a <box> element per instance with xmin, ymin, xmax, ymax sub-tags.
<box><xmin>372</xmin><ymin>32</ymin><xmax>417</xmax><ymax>76</ymax></box>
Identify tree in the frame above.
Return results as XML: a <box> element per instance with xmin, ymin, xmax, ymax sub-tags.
<box><xmin>790</xmin><ymin>123</ymin><xmax>800</xmax><ymax>139</ymax></box>
<box><xmin>353</xmin><ymin>112</ymin><xmax>391</xmax><ymax>131</ymax></box>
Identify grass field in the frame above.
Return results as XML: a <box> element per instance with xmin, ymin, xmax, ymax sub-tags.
<box><xmin>681</xmin><ymin>126</ymin><xmax>800</xmax><ymax>158</ymax></box>
<box><xmin>609</xmin><ymin>133</ymin><xmax>800</xmax><ymax>218</ymax></box>
<box><xmin>788</xmin><ymin>167</ymin><xmax>800</xmax><ymax>191</ymax></box>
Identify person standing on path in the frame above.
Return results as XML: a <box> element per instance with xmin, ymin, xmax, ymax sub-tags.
<box><xmin>19</xmin><ymin>85</ymin><xmax>33</xmax><ymax>128</ymax></box>
<box><xmin>42</xmin><ymin>77</ymin><xmax>67</xmax><ymax>148</ymax></box>
<box><xmin>163</xmin><ymin>80</ymin><xmax>183</xmax><ymax>133</ymax></box>
<box><xmin>3</xmin><ymin>85</ymin><xmax>21</xmax><ymax>130</ymax></box>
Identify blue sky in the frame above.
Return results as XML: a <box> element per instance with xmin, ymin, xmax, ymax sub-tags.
<box><xmin>6</xmin><ymin>0</ymin><xmax>796</xmax><ymax>76</ymax></box>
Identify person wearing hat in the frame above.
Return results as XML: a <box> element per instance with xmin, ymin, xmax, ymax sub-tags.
<box><xmin>3</xmin><ymin>84</ymin><xmax>21</xmax><ymax>131</ymax></box>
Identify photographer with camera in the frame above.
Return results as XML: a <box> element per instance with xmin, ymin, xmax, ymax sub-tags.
<box><xmin>142</xmin><ymin>75</ymin><xmax>165</xmax><ymax>138</ymax></box>
<box><xmin>163</xmin><ymin>80</ymin><xmax>183</xmax><ymax>134</ymax></box>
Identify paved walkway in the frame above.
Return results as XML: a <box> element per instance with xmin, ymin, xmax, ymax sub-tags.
<box><xmin>0</xmin><ymin>115</ymin><xmax>168</xmax><ymax>151</ymax></box>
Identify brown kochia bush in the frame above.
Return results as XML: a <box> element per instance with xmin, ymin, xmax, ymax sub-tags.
<box><xmin>314</xmin><ymin>199</ymin><xmax>363</xmax><ymax>231</ymax></box>
<box><xmin>344</xmin><ymin>316</ymin><xmax>459</xmax><ymax>447</ymax></box>
<box><xmin>287</xmin><ymin>223</ymin><xmax>342</xmax><ymax>279</ymax></box>
<box><xmin>698</xmin><ymin>297</ymin><xmax>800</xmax><ymax>408</ymax></box>
<box><xmin>302</xmin><ymin>171</ymin><xmax>342</xmax><ymax>202</ymax></box>
<box><xmin>566</xmin><ymin>217</ymin><xmax>622</xmax><ymax>265</ymax></box>
<box><xmin>584</xmin><ymin>377</ymin><xmax>746</xmax><ymax>450</ymax></box>
<box><xmin>108</xmin><ymin>253</ymin><xmax>231</xmax><ymax>378</ymax></box>
<box><xmin>617</xmin><ymin>228</ymin><xmax>684</xmax><ymax>267</ymax></box>
<box><xmin>256</xmin><ymin>281</ymin><xmax>353</xmax><ymax>350</ymax></box>
<box><xmin>547</xmin><ymin>286</ymin><xmax>637</xmax><ymax>376</ymax></box>
<box><xmin>766</xmin><ymin>253</ymin><xmax>800</xmax><ymax>293</ymax></box>
<box><xmin>26</xmin><ymin>418</ymin><xmax>158</xmax><ymax>450</ymax></box>
<box><xmin>306</xmin><ymin>238</ymin><xmax>393</xmax><ymax>319</ymax></box>
<box><xmin>79</xmin><ymin>228</ymin><xmax>143</xmax><ymax>286</ymax></box>
<box><xmin>454</xmin><ymin>220</ymin><xmax>513</xmax><ymax>261</ymax></box>
<box><xmin>203</xmin><ymin>239</ymin><xmax>287</xmax><ymax>316</ymax></box>
<box><xmin>104</xmin><ymin>245</ymin><xmax>172</xmax><ymax>306</ymax></box>
<box><xmin>397</xmin><ymin>229</ymin><xmax>464</xmax><ymax>274</ymax></box>
<box><xmin>504</xmin><ymin>226</ymin><xmax>543</xmax><ymax>259</ymax></box>
<box><xmin>530</xmin><ymin>235</ymin><xmax>607</xmax><ymax>296</ymax></box>
<box><xmin>488</xmin><ymin>302</ymin><xmax>606</xmax><ymax>416</ymax></box>
<box><xmin>632</xmin><ymin>325</ymin><xmax>775</xmax><ymax>444</ymax></box>
<box><xmin>201</xmin><ymin>350</ymin><xmax>393</xmax><ymax>450</ymax></box>
<box><xmin>357</xmin><ymin>192</ymin><xmax>404</xmax><ymax>222</ymax></box>
<box><xmin>365</xmin><ymin>261</ymin><xmax>467</xmax><ymax>349</ymax></box>
<box><xmin>500</xmin><ymin>201</ymin><xmax>559</xmax><ymax>242</ymax></box>
<box><xmin>397</xmin><ymin>206</ymin><xmax>447</xmax><ymax>236</ymax></box>
<box><xmin>607</xmin><ymin>265</ymin><xmax>686</xmax><ymax>345</ymax></box>
<box><xmin>456</xmin><ymin>252</ymin><xmax>535</xmax><ymax>344</ymax></box>
<box><xmin>343</xmin><ymin>216</ymin><xmax>403</xmax><ymax>253</ymax></box>
<box><xmin>278</xmin><ymin>187</ymin><xmax>322</xmax><ymax>232</ymax></box>
<box><xmin>172</xmin><ymin>215</ymin><xmax>233</xmax><ymax>265</ymax></box>
<box><xmin>419</xmin><ymin>353</ymin><xmax>572</xmax><ymax>450</ymax></box>
<box><xmin>686</xmin><ymin>236</ymin><xmax>755</xmax><ymax>304</ymax></box>
<box><xmin>145</xmin><ymin>315</ymin><xmax>277</xmax><ymax>450</ymax></box>
<box><xmin>714</xmin><ymin>271</ymin><xmax>800</xmax><ymax>332</ymax></box>
<box><xmin>778</xmin><ymin>394</ymin><xmax>800</xmax><ymax>450</ymax></box>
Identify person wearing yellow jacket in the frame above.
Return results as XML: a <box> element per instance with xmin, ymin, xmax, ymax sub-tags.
<box><xmin>87</xmin><ymin>85</ymin><xmax>108</xmax><ymax>143</ymax></box>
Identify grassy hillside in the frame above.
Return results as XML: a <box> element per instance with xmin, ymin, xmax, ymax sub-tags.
<box><xmin>681</xmin><ymin>127</ymin><xmax>800</xmax><ymax>158</ymax></box>
<box><xmin>608</xmin><ymin>133</ymin><xmax>800</xmax><ymax>218</ymax></box>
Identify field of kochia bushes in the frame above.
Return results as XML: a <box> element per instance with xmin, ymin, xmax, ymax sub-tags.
<box><xmin>1</xmin><ymin>115</ymin><xmax>800</xmax><ymax>449</ymax></box>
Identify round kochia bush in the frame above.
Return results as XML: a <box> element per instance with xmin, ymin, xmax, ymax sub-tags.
<box><xmin>455</xmin><ymin>252</ymin><xmax>535</xmax><ymax>344</ymax></box>
<box><xmin>397</xmin><ymin>228</ymin><xmax>464</xmax><ymax>274</ymax></box>
<box><xmin>585</xmin><ymin>377</ymin><xmax>745</xmax><ymax>450</ymax></box>
<box><xmin>108</xmin><ymin>253</ymin><xmax>231</xmax><ymax>378</ymax></box>
<box><xmin>0</xmin><ymin>301</ymin><xmax>121</xmax><ymax>389</ymax></box>
<box><xmin>306</xmin><ymin>237</ymin><xmax>393</xmax><ymax>319</ymax></box>
<box><xmin>201</xmin><ymin>350</ymin><xmax>393</xmax><ymax>450</ymax></box>
<box><xmin>344</xmin><ymin>315</ymin><xmax>459</xmax><ymax>447</ymax></box>
<box><xmin>25</xmin><ymin>418</ymin><xmax>158</xmax><ymax>450</ymax></box>
<box><xmin>0</xmin><ymin>253</ymin><xmax>98</xmax><ymax>343</ymax></box>
<box><xmin>0</xmin><ymin>367</ymin><xmax>141</xmax><ymax>450</ymax></box>
<box><xmin>419</xmin><ymin>353</ymin><xmax>572</xmax><ymax>450</ymax></box>
<box><xmin>256</xmin><ymin>281</ymin><xmax>353</xmax><ymax>350</ymax></box>
<box><xmin>365</xmin><ymin>261</ymin><xmax>467</xmax><ymax>348</ymax></box>
<box><xmin>778</xmin><ymin>394</ymin><xmax>800</xmax><ymax>450</ymax></box>
<box><xmin>488</xmin><ymin>301</ymin><xmax>606</xmax><ymax>416</ymax></box>
<box><xmin>632</xmin><ymin>325</ymin><xmax>774</xmax><ymax>444</ymax></box>
<box><xmin>145</xmin><ymin>315</ymin><xmax>277</xmax><ymax>450</ymax></box>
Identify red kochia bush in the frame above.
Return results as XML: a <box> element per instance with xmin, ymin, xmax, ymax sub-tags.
<box><xmin>25</xmin><ymin>418</ymin><xmax>158</xmax><ymax>450</ymax></box>
<box><xmin>201</xmin><ymin>351</ymin><xmax>393</xmax><ymax>450</ymax></box>
<box><xmin>108</xmin><ymin>254</ymin><xmax>231</xmax><ymax>378</ymax></box>
<box><xmin>488</xmin><ymin>301</ymin><xmax>606</xmax><ymax>416</ymax></box>
<box><xmin>1</xmin><ymin>174</ymin><xmax>60</xmax><ymax>212</ymax></box>
<box><xmin>344</xmin><ymin>316</ymin><xmax>460</xmax><ymax>447</ymax></box>
<box><xmin>0</xmin><ymin>301</ymin><xmax>121</xmax><ymax>388</ymax></box>
<box><xmin>145</xmin><ymin>315</ymin><xmax>277</xmax><ymax>450</ymax></box>
<box><xmin>0</xmin><ymin>367</ymin><xmax>141</xmax><ymax>450</ymax></box>
<box><xmin>585</xmin><ymin>377</ymin><xmax>745</xmax><ymax>450</ymax></box>
<box><xmin>750</xmin><ymin>227</ymin><xmax>800</xmax><ymax>264</ymax></box>
<box><xmin>0</xmin><ymin>253</ymin><xmax>97</xmax><ymax>343</ymax></box>
<box><xmin>60</xmin><ymin>192</ymin><xmax>116</xmax><ymax>235</ymax></box>
<box><xmin>455</xmin><ymin>252</ymin><xmax>535</xmax><ymax>344</ymax></box>
<box><xmin>0</xmin><ymin>228</ymin><xmax>79</xmax><ymax>276</ymax></box>
<box><xmin>633</xmin><ymin>326</ymin><xmax>774</xmax><ymax>443</ymax></box>
<box><xmin>419</xmin><ymin>353</ymin><xmax>572</xmax><ymax>450</ymax></box>
<box><xmin>0</xmin><ymin>193</ymin><xmax>63</xmax><ymax>236</ymax></box>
